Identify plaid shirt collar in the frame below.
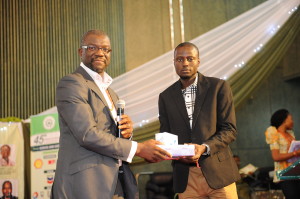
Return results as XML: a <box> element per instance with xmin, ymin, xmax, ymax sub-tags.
<box><xmin>181</xmin><ymin>74</ymin><xmax>198</xmax><ymax>94</ymax></box>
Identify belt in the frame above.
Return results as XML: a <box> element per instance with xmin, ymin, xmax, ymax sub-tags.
<box><xmin>118</xmin><ymin>165</ymin><xmax>124</xmax><ymax>174</ymax></box>
<box><xmin>189</xmin><ymin>161</ymin><xmax>200</xmax><ymax>168</ymax></box>
<box><xmin>189</xmin><ymin>163</ymin><xmax>198</xmax><ymax>167</ymax></box>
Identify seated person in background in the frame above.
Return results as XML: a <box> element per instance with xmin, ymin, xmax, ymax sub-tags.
<box><xmin>233</xmin><ymin>155</ymin><xmax>241</xmax><ymax>168</ymax></box>
<box><xmin>265</xmin><ymin>109</ymin><xmax>300</xmax><ymax>199</ymax></box>
<box><xmin>236</xmin><ymin>155</ymin><xmax>257</xmax><ymax>179</ymax></box>
<box><xmin>233</xmin><ymin>155</ymin><xmax>256</xmax><ymax>199</ymax></box>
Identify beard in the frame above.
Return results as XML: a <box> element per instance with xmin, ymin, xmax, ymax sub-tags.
<box><xmin>86</xmin><ymin>62</ymin><xmax>107</xmax><ymax>74</ymax></box>
<box><xmin>179</xmin><ymin>75</ymin><xmax>192</xmax><ymax>80</ymax></box>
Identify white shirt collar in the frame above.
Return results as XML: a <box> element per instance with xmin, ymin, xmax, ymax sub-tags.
<box><xmin>80</xmin><ymin>62</ymin><xmax>113</xmax><ymax>89</ymax></box>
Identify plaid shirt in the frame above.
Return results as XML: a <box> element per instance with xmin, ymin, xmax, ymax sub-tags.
<box><xmin>182</xmin><ymin>75</ymin><xmax>198</xmax><ymax>129</ymax></box>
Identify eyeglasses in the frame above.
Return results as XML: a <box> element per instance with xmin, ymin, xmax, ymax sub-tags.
<box><xmin>81</xmin><ymin>45</ymin><xmax>112</xmax><ymax>53</ymax></box>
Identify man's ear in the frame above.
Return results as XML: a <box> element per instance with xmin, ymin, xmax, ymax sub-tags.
<box><xmin>78</xmin><ymin>48</ymin><xmax>83</xmax><ymax>57</ymax></box>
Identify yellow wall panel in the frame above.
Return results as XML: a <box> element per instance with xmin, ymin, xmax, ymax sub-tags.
<box><xmin>0</xmin><ymin>0</ymin><xmax>125</xmax><ymax>119</ymax></box>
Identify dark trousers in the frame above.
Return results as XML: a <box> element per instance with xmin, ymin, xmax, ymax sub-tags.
<box><xmin>113</xmin><ymin>164</ymin><xmax>138</xmax><ymax>199</ymax></box>
<box><xmin>279</xmin><ymin>180</ymin><xmax>300</xmax><ymax>199</ymax></box>
<box><xmin>114</xmin><ymin>166</ymin><xmax>126</xmax><ymax>198</ymax></box>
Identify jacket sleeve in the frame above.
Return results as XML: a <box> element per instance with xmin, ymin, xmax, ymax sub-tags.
<box><xmin>158</xmin><ymin>93</ymin><xmax>171</xmax><ymax>133</ymax></box>
<box><xmin>204</xmin><ymin>80</ymin><xmax>237</xmax><ymax>154</ymax></box>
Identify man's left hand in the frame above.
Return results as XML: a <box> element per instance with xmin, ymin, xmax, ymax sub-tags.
<box><xmin>118</xmin><ymin>114</ymin><xmax>133</xmax><ymax>139</ymax></box>
<box><xmin>178</xmin><ymin>144</ymin><xmax>206</xmax><ymax>164</ymax></box>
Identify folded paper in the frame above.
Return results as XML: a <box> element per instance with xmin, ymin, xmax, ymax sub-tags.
<box><xmin>155</xmin><ymin>132</ymin><xmax>178</xmax><ymax>145</ymax></box>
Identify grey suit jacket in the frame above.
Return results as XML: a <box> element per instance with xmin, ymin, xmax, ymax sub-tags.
<box><xmin>52</xmin><ymin>66</ymin><xmax>135</xmax><ymax>199</ymax></box>
<box><xmin>158</xmin><ymin>73</ymin><xmax>240</xmax><ymax>192</ymax></box>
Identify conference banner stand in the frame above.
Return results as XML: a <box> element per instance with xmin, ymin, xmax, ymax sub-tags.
<box><xmin>0</xmin><ymin>122</ymin><xmax>24</xmax><ymax>199</ymax></box>
<box><xmin>30</xmin><ymin>113</ymin><xmax>60</xmax><ymax>199</ymax></box>
<box><xmin>277</xmin><ymin>159</ymin><xmax>300</xmax><ymax>180</ymax></box>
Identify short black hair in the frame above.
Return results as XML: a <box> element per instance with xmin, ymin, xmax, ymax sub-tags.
<box><xmin>80</xmin><ymin>30</ymin><xmax>109</xmax><ymax>46</ymax></box>
<box><xmin>270</xmin><ymin>109</ymin><xmax>289</xmax><ymax>128</ymax></box>
<box><xmin>174</xmin><ymin>42</ymin><xmax>199</xmax><ymax>57</ymax></box>
<box><xmin>2</xmin><ymin>180</ymin><xmax>12</xmax><ymax>189</ymax></box>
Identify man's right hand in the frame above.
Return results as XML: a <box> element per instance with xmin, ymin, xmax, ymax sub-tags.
<box><xmin>135</xmin><ymin>139</ymin><xmax>171</xmax><ymax>163</ymax></box>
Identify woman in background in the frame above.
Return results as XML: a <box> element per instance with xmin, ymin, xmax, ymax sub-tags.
<box><xmin>265</xmin><ymin>109</ymin><xmax>300</xmax><ymax>199</ymax></box>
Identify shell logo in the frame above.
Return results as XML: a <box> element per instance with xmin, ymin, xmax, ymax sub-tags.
<box><xmin>34</xmin><ymin>159</ymin><xmax>43</xmax><ymax>169</ymax></box>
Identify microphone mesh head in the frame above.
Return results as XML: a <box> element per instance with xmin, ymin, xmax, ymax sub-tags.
<box><xmin>117</xmin><ymin>99</ymin><xmax>125</xmax><ymax>109</ymax></box>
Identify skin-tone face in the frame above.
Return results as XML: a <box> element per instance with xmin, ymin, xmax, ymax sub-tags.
<box><xmin>283</xmin><ymin>114</ymin><xmax>294</xmax><ymax>130</ymax></box>
<box><xmin>2</xmin><ymin>181</ymin><xmax>12</xmax><ymax>197</ymax></box>
<box><xmin>78</xmin><ymin>33</ymin><xmax>111</xmax><ymax>76</ymax></box>
<box><xmin>234</xmin><ymin>156</ymin><xmax>241</xmax><ymax>168</ymax></box>
<box><xmin>174</xmin><ymin>45</ymin><xmax>200</xmax><ymax>88</ymax></box>
<box><xmin>1</xmin><ymin>145</ymin><xmax>10</xmax><ymax>159</ymax></box>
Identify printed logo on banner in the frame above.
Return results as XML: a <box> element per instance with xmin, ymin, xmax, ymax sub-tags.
<box><xmin>43</xmin><ymin>154</ymin><xmax>57</xmax><ymax>159</ymax></box>
<box><xmin>47</xmin><ymin>175</ymin><xmax>54</xmax><ymax>184</ymax></box>
<box><xmin>32</xmin><ymin>192</ymin><xmax>38</xmax><ymax>199</ymax></box>
<box><xmin>44</xmin><ymin>186</ymin><xmax>52</xmax><ymax>190</ymax></box>
<box><xmin>34</xmin><ymin>159</ymin><xmax>43</xmax><ymax>169</ymax></box>
<box><xmin>44</xmin><ymin>169</ymin><xmax>55</xmax><ymax>174</ymax></box>
<box><xmin>43</xmin><ymin>116</ymin><xmax>56</xmax><ymax>130</ymax></box>
<box><xmin>48</xmin><ymin>159</ymin><xmax>56</xmax><ymax>165</ymax></box>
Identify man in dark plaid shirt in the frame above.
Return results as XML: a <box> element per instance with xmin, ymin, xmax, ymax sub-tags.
<box><xmin>158</xmin><ymin>42</ymin><xmax>240</xmax><ymax>199</ymax></box>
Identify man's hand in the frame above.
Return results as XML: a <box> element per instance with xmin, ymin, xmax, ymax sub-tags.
<box><xmin>118</xmin><ymin>114</ymin><xmax>133</xmax><ymax>139</ymax></box>
<box><xmin>178</xmin><ymin>144</ymin><xmax>206</xmax><ymax>164</ymax></box>
<box><xmin>135</xmin><ymin>140</ymin><xmax>172</xmax><ymax>163</ymax></box>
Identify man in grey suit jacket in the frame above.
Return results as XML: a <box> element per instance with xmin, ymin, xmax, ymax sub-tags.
<box><xmin>158</xmin><ymin>42</ymin><xmax>240</xmax><ymax>198</ymax></box>
<box><xmin>52</xmin><ymin>30</ymin><xmax>171</xmax><ymax>199</ymax></box>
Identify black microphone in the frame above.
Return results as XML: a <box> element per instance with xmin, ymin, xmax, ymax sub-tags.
<box><xmin>117</xmin><ymin>99</ymin><xmax>125</xmax><ymax>138</ymax></box>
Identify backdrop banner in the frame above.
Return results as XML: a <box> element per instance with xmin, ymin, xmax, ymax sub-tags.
<box><xmin>0</xmin><ymin>122</ymin><xmax>24</xmax><ymax>199</ymax></box>
<box><xmin>30</xmin><ymin>113</ymin><xmax>59</xmax><ymax>199</ymax></box>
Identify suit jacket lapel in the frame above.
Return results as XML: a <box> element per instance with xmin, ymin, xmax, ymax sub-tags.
<box><xmin>107</xmin><ymin>88</ymin><xmax>118</xmax><ymax>109</ymax></box>
<box><xmin>172</xmin><ymin>80</ymin><xmax>191</xmax><ymax>129</ymax></box>
<box><xmin>75</xmin><ymin>66</ymin><xmax>116</xmax><ymax>122</ymax></box>
<box><xmin>192</xmin><ymin>73</ymin><xmax>209</xmax><ymax>130</ymax></box>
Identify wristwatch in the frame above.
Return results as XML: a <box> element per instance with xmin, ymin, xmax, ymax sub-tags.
<box><xmin>201</xmin><ymin>144</ymin><xmax>210</xmax><ymax>155</ymax></box>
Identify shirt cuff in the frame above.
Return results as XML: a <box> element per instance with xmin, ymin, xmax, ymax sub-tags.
<box><xmin>201</xmin><ymin>144</ymin><xmax>210</xmax><ymax>155</ymax></box>
<box><xmin>126</xmin><ymin>141</ymin><xmax>138</xmax><ymax>163</ymax></box>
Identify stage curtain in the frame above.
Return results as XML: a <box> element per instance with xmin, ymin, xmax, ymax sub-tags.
<box><xmin>229</xmin><ymin>9</ymin><xmax>300</xmax><ymax>109</ymax></box>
